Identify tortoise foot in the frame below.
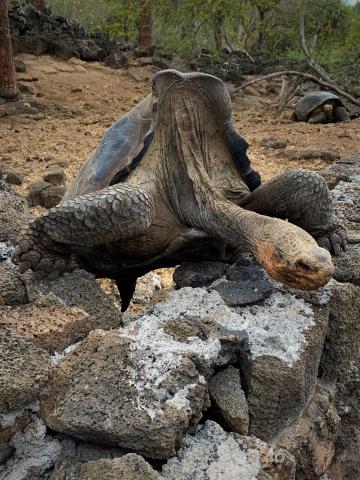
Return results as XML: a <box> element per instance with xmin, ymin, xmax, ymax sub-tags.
<box><xmin>317</xmin><ymin>225</ymin><xmax>347</xmax><ymax>256</ymax></box>
<box><xmin>12</xmin><ymin>222</ymin><xmax>70</xmax><ymax>277</ymax></box>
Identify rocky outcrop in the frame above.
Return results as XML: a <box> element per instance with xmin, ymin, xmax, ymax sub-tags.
<box><xmin>0</xmin><ymin>305</ymin><xmax>91</xmax><ymax>353</ymax></box>
<box><xmin>333</xmin><ymin>243</ymin><xmax>360</xmax><ymax>285</ymax></box>
<box><xmin>0</xmin><ymin>182</ymin><xmax>32</xmax><ymax>244</ymax></box>
<box><xmin>173</xmin><ymin>261</ymin><xmax>228</xmax><ymax>288</ymax></box>
<box><xmin>52</xmin><ymin>454</ymin><xmax>160</xmax><ymax>480</ymax></box>
<box><xmin>9</xmin><ymin>0</ymin><xmax>109</xmax><ymax>61</ymax></box>
<box><xmin>40</xmin><ymin>289</ymin><xmax>243</xmax><ymax>459</ymax></box>
<box><xmin>1</xmin><ymin>156</ymin><xmax>360</xmax><ymax>478</ymax></box>
<box><xmin>1</xmin><ymin>416</ymin><xmax>61</xmax><ymax>480</ymax></box>
<box><xmin>320</xmin><ymin>281</ymin><xmax>360</xmax><ymax>479</ymax></box>
<box><xmin>276</xmin><ymin>382</ymin><xmax>340</xmax><ymax>479</ymax></box>
<box><xmin>0</xmin><ymin>332</ymin><xmax>51</xmax><ymax>413</ymax></box>
<box><xmin>332</xmin><ymin>174</ymin><xmax>360</xmax><ymax>244</ymax></box>
<box><xmin>26</xmin><ymin>180</ymin><xmax>66</xmax><ymax>208</ymax></box>
<box><xmin>208</xmin><ymin>366</ymin><xmax>249</xmax><ymax>435</ymax></box>
<box><xmin>162</xmin><ymin>420</ymin><xmax>296</xmax><ymax>479</ymax></box>
<box><xmin>0</xmin><ymin>259</ymin><xmax>27</xmax><ymax>306</ymax></box>
<box><xmin>42</xmin><ymin>165</ymin><xmax>66</xmax><ymax>186</ymax></box>
<box><xmin>40</xmin><ymin>326</ymin><xmax>208</xmax><ymax>459</ymax></box>
<box><xmin>242</xmin><ymin>289</ymin><xmax>329</xmax><ymax>441</ymax></box>
<box><xmin>321</xmin><ymin>154</ymin><xmax>360</xmax><ymax>189</ymax></box>
<box><xmin>24</xmin><ymin>269</ymin><xmax>122</xmax><ymax>331</ymax></box>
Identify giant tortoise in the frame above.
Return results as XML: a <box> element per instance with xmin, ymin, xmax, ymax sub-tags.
<box><xmin>13</xmin><ymin>70</ymin><xmax>346</xmax><ymax>310</ymax></box>
<box><xmin>291</xmin><ymin>91</ymin><xmax>350</xmax><ymax>124</ymax></box>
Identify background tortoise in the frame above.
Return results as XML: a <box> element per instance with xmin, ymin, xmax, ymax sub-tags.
<box><xmin>13</xmin><ymin>70</ymin><xmax>345</xmax><ymax>310</ymax></box>
<box><xmin>291</xmin><ymin>91</ymin><xmax>350</xmax><ymax>124</ymax></box>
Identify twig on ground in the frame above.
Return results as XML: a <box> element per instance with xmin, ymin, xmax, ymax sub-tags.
<box><xmin>232</xmin><ymin>71</ymin><xmax>360</xmax><ymax>107</ymax></box>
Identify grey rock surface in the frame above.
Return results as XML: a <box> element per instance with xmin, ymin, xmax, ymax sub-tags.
<box><xmin>26</xmin><ymin>180</ymin><xmax>52</xmax><ymax>207</ymax></box>
<box><xmin>5</xmin><ymin>171</ymin><xmax>24</xmax><ymax>186</ymax></box>
<box><xmin>0</xmin><ymin>304</ymin><xmax>91</xmax><ymax>354</ymax></box>
<box><xmin>321</xmin><ymin>154</ymin><xmax>360</xmax><ymax>189</ymax></box>
<box><xmin>276</xmin><ymin>382</ymin><xmax>340</xmax><ymax>479</ymax></box>
<box><xmin>0</xmin><ymin>332</ymin><xmax>51</xmax><ymax>413</ymax></box>
<box><xmin>42</xmin><ymin>165</ymin><xmax>66</xmax><ymax>186</ymax></box>
<box><xmin>0</xmin><ymin>183</ymin><xmax>32</xmax><ymax>244</ymax></box>
<box><xmin>162</xmin><ymin>420</ymin><xmax>295</xmax><ymax>480</ymax></box>
<box><xmin>53</xmin><ymin>436</ymin><xmax>124</xmax><ymax>465</ymax></box>
<box><xmin>320</xmin><ymin>281</ymin><xmax>360</xmax><ymax>479</ymax></box>
<box><xmin>174</xmin><ymin>261</ymin><xmax>228</xmax><ymax>288</ymax></box>
<box><xmin>131</xmin><ymin>272</ymin><xmax>163</xmax><ymax>305</ymax></box>
<box><xmin>260</xmin><ymin>137</ymin><xmax>288</xmax><ymax>149</ymax></box>
<box><xmin>333</xmin><ymin>244</ymin><xmax>360</xmax><ymax>286</ymax></box>
<box><xmin>24</xmin><ymin>269</ymin><xmax>122</xmax><ymax>330</ymax></box>
<box><xmin>210</xmin><ymin>279</ymin><xmax>271</xmax><ymax>306</ymax></box>
<box><xmin>0</xmin><ymin>416</ymin><xmax>61</xmax><ymax>480</ymax></box>
<box><xmin>331</xmin><ymin>172</ymin><xmax>360</xmax><ymax>244</ymax></box>
<box><xmin>39</xmin><ymin>185</ymin><xmax>66</xmax><ymax>209</ymax></box>
<box><xmin>211</xmin><ymin>258</ymin><xmax>273</xmax><ymax>307</ymax></box>
<box><xmin>0</xmin><ymin>260</ymin><xmax>27</xmax><ymax>306</ymax></box>
<box><xmin>26</xmin><ymin>180</ymin><xmax>65</xmax><ymax>208</ymax></box>
<box><xmin>0</xmin><ymin>410</ymin><xmax>32</xmax><ymax>466</ymax></box>
<box><xmin>40</xmin><ymin>328</ymin><xmax>208</xmax><ymax>459</ymax></box>
<box><xmin>51</xmin><ymin>454</ymin><xmax>160</xmax><ymax>480</ymax></box>
<box><xmin>209</xmin><ymin>366</ymin><xmax>249</xmax><ymax>435</ymax></box>
<box><xmin>234</xmin><ymin>290</ymin><xmax>329</xmax><ymax>440</ymax></box>
<box><xmin>284</xmin><ymin>148</ymin><xmax>340</xmax><ymax>162</ymax></box>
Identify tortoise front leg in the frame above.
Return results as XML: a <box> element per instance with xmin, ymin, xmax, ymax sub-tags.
<box><xmin>12</xmin><ymin>184</ymin><xmax>155</xmax><ymax>275</ymax></box>
<box><xmin>239</xmin><ymin>169</ymin><xmax>347</xmax><ymax>255</ymax></box>
<box><xmin>335</xmin><ymin>106</ymin><xmax>350</xmax><ymax>123</ymax></box>
<box><xmin>308</xmin><ymin>111</ymin><xmax>328</xmax><ymax>124</ymax></box>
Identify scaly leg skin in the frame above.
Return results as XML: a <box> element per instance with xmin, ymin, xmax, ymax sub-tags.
<box><xmin>308</xmin><ymin>111</ymin><xmax>328</xmax><ymax>124</ymax></box>
<box><xmin>335</xmin><ymin>106</ymin><xmax>350</xmax><ymax>123</ymax></box>
<box><xmin>239</xmin><ymin>169</ymin><xmax>347</xmax><ymax>255</ymax></box>
<box><xmin>12</xmin><ymin>184</ymin><xmax>155</xmax><ymax>276</ymax></box>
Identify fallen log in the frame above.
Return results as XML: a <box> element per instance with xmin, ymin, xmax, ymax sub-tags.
<box><xmin>232</xmin><ymin>71</ymin><xmax>360</xmax><ymax>107</ymax></box>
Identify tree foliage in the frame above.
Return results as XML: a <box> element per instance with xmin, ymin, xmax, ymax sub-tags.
<box><xmin>47</xmin><ymin>0</ymin><xmax>360</xmax><ymax>90</ymax></box>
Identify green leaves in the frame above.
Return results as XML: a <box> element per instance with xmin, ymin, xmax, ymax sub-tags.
<box><xmin>47</xmin><ymin>0</ymin><xmax>359</xmax><ymax>93</ymax></box>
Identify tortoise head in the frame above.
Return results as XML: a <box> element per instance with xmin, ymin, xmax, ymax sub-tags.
<box><xmin>323</xmin><ymin>103</ymin><xmax>334</xmax><ymax>115</ymax></box>
<box><xmin>151</xmin><ymin>69</ymin><xmax>231</xmax><ymax>123</ymax></box>
<box><xmin>255</xmin><ymin>220</ymin><xmax>334</xmax><ymax>290</ymax></box>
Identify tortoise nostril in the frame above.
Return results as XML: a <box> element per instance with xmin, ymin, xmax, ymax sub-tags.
<box><xmin>296</xmin><ymin>259</ymin><xmax>312</xmax><ymax>271</ymax></box>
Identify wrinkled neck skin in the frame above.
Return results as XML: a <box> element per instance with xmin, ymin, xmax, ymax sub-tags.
<box><xmin>152</xmin><ymin>83</ymin><xmax>270</xmax><ymax>256</ymax></box>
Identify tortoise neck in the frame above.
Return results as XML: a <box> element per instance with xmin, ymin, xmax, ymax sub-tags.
<box><xmin>152</xmin><ymin>89</ymin><xmax>272</xmax><ymax>258</ymax></box>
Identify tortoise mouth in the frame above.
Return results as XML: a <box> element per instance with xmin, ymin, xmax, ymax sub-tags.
<box><xmin>274</xmin><ymin>263</ymin><xmax>334</xmax><ymax>290</ymax></box>
<box><xmin>257</xmin><ymin>242</ymin><xmax>334</xmax><ymax>290</ymax></box>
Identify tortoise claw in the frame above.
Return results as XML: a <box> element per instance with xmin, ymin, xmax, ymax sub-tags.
<box><xmin>13</xmin><ymin>221</ymin><xmax>71</xmax><ymax>278</ymax></box>
<box><xmin>317</xmin><ymin>227</ymin><xmax>348</xmax><ymax>256</ymax></box>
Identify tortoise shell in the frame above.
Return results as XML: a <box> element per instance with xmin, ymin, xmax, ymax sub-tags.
<box><xmin>294</xmin><ymin>91</ymin><xmax>345</xmax><ymax>122</ymax></box>
<box><xmin>63</xmin><ymin>94</ymin><xmax>154</xmax><ymax>201</ymax></box>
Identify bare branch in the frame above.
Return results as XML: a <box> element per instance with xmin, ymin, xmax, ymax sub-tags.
<box><xmin>222</xmin><ymin>33</ymin><xmax>255</xmax><ymax>63</ymax></box>
<box><xmin>231</xmin><ymin>71</ymin><xmax>360</xmax><ymax>107</ymax></box>
<box><xmin>276</xmin><ymin>77</ymin><xmax>303</xmax><ymax>113</ymax></box>
<box><xmin>279</xmin><ymin>75</ymin><xmax>287</xmax><ymax>99</ymax></box>
<box><xmin>299</xmin><ymin>16</ymin><xmax>335</xmax><ymax>84</ymax></box>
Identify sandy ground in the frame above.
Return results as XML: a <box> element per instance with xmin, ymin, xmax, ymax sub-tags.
<box><xmin>1</xmin><ymin>53</ymin><xmax>359</xmax><ymax>195</ymax></box>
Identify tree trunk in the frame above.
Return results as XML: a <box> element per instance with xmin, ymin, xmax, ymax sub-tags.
<box><xmin>213</xmin><ymin>1</ymin><xmax>224</xmax><ymax>52</ymax></box>
<box><xmin>138</xmin><ymin>1</ymin><xmax>152</xmax><ymax>47</ymax></box>
<box><xmin>30</xmin><ymin>0</ymin><xmax>46</xmax><ymax>12</ymax></box>
<box><xmin>0</xmin><ymin>0</ymin><xmax>17</xmax><ymax>99</ymax></box>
